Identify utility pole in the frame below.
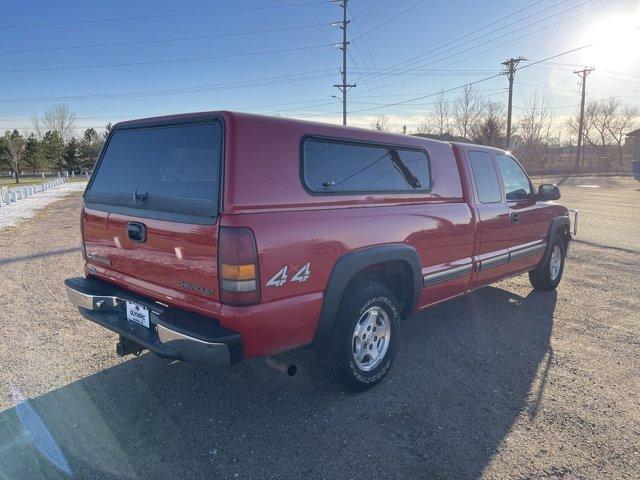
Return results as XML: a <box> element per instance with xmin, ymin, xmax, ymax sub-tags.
<box><xmin>332</xmin><ymin>0</ymin><xmax>355</xmax><ymax>126</ymax></box>
<box><xmin>502</xmin><ymin>57</ymin><xmax>526</xmax><ymax>149</ymax></box>
<box><xmin>573</xmin><ymin>67</ymin><xmax>594</xmax><ymax>172</ymax></box>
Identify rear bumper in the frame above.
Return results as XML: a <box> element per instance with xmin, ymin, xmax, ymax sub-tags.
<box><xmin>64</xmin><ymin>277</ymin><xmax>242</xmax><ymax>366</ymax></box>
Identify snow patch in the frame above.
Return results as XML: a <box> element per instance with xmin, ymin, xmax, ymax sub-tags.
<box><xmin>0</xmin><ymin>182</ymin><xmax>87</xmax><ymax>230</ymax></box>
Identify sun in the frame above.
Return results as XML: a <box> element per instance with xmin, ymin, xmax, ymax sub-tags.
<box><xmin>580</xmin><ymin>10</ymin><xmax>640</xmax><ymax>71</ymax></box>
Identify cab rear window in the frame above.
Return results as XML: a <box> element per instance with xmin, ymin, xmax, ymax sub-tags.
<box><xmin>86</xmin><ymin>121</ymin><xmax>222</xmax><ymax>221</ymax></box>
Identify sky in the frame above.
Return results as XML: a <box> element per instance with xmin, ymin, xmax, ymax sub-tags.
<box><xmin>1</xmin><ymin>0</ymin><xmax>639</xmax><ymax>135</ymax></box>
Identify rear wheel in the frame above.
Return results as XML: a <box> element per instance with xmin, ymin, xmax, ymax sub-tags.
<box><xmin>529</xmin><ymin>234</ymin><xmax>565</xmax><ymax>291</ymax></box>
<box><xmin>321</xmin><ymin>280</ymin><xmax>400</xmax><ymax>392</ymax></box>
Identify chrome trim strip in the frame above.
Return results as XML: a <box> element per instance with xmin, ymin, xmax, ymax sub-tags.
<box><xmin>423</xmin><ymin>264</ymin><xmax>473</xmax><ymax>287</ymax></box>
<box><xmin>509</xmin><ymin>242</ymin><xmax>546</xmax><ymax>261</ymax></box>
<box><xmin>421</xmin><ymin>241</ymin><xmax>547</xmax><ymax>287</ymax></box>
<box><xmin>477</xmin><ymin>253</ymin><xmax>509</xmax><ymax>271</ymax></box>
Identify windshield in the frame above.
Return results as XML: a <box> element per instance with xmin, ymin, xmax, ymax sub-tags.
<box><xmin>86</xmin><ymin>121</ymin><xmax>222</xmax><ymax>220</ymax></box>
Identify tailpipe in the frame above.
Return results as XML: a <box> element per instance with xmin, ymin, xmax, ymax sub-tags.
<box><xmin>265</xmin><ymin>356</ymin><xmax>298</xmax><ymax>377</ymax></box>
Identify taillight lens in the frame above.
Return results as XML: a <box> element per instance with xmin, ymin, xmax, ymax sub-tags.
<box><xmin>218</xmin><ymin>227</ymin><xmax>260</xmax><ymax>306</ymax></box>
<box><xmin>80</xmin><ymin>207</ymin><xmax>87</xmax><ymax>261</ymax></box>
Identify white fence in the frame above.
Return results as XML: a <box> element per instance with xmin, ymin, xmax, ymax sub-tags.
<box><xmin>0</xmin><ymin>177</ymin><xmax>67</xmax><ymax>207</ymax></box>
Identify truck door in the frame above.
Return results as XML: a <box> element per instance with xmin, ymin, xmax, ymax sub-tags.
<box><xmin>494</xmin><ymin>153</ymin><xmax>550</xmax><ymax>271</ymax></box>
<box><xmin>466</xmin><ymin>150</ymin><xmax>513</xmax><ymax>286</ymax></box>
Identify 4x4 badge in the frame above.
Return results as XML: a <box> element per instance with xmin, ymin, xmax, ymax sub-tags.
<box><xmin>266</xmin><ymin>263</ymin><xmax>311</xmax><ymax>287</ymax></box>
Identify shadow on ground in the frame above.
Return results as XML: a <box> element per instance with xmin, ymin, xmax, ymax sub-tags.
<box><xmin>0</xmin><ymin>286</ymin><xmax>556</xmax><ymax>480</ymax></box>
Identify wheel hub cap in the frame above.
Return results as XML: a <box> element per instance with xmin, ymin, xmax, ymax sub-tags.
<box><xmin>550</xmin><ymin>245</ymin><xmax>561</xmax><ymax>281</ymax></box>
<box><xmin>352</xmin><ymin>306</ymin><xmax>390</xmax><ymax>371</ymax></box>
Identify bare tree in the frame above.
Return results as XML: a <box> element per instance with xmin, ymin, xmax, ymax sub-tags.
<box><xmin>32</xmin><ymin>104</ymin><xmax>76</xmax><ymax>141</ymax></box>
<box><xmin>1</xmin><ymin>130</ymin><xmax>26</xmax><ymax>183</ymax></box>
<box><xmin>419</xmin><ymin>88</ymin><xmax>451</xmax><ymax>136</ymax></box>
<box><xmin>608</xmin><ymin>103</ymin><xmax>638</xmax><ymax>166</ymax></box>
<box><xmin>452</xmin><ymin>85</ymin><xmax>482</xmax><ymax>139</ymax></box>
<box><xmin>371</xmin><ymin>114</ymin><xmax>390</xmax><ymax>131</ymax></box>
<box><xmin>584</xmin><ymin>99</ymin><xmax>615</xmax><ymax>168</ymax></box>
<box><xmin>472</xmin><ymin>101</ymin><xmax>506</xmax><ymax>148</ymax></box>
<box><xmin>515</xmin><ymin>93</ymin><xmax>553</xmax><ymax>171</ymax></box>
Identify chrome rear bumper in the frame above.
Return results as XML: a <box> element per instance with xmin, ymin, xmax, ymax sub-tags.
<box><xmin>65</xmin><ymin>277</ymin><xmax>241</xmax><ymax>367</ymax></box>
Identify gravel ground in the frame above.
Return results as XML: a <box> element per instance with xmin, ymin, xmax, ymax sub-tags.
<box><xmin>0</xmin><ymin>177</ymin><xmax>638</xmax><ymax>479</ymax></box>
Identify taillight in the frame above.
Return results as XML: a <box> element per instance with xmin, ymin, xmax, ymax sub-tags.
<box><xmin>218</xmin><ymin>227</ymin><xmax>260</xmax><ymax>306</ymax></box>
<box><xmin>80</xmin><ymin>207</ymin><xmax>87</xmax><ymax>261</ymax></box>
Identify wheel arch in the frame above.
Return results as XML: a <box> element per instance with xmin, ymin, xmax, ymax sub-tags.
<box><xmin>312</xmin><ymin>244</ymin><xmax>422</xmax><ymax>348</ymax></box>
<box><xmin>541</xmin><ymin>215</ymin><xmax>571</xmax><ymax>265</ymax></box>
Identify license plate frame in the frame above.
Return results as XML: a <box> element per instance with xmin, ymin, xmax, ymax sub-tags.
<box><xmin>125</xmin><ymin>300</ymin><xmax>150</xmax><ymax>328</ymax></box>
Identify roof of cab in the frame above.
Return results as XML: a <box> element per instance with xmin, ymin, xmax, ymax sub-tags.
<box><xmin>451</xmin><ymin>141</ymin><xmax>510</xmax><ymax>156</ymax></box>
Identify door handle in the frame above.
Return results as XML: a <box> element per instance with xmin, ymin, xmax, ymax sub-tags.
<box><xmin>126</xmin><ymin>222</ymin><xmax>147</xmax><ymax>243</ymax></box>
<box><xmin>511</xmin><ymin>212</ymin><xmax>520</xmax><ymax>224</ymax></box>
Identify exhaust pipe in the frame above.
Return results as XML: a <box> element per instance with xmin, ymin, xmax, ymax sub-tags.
<box><xmin>265</xmin><ymin>356</ymin><xmax>298</xmax><ymax>377</ymax></box>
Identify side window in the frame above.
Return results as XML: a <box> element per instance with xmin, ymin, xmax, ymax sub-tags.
<box><xmin>469</xmin><ymin>150</ymin><xmax>502</xmax><ymax>203</ymax></box>
<box><xmin>303</xmin><ymin>137</ymin><xmax>430</xmax><ymax>193</ymax></box>
<box><xmin>496</xmin><ymin>154</ymin><xmax>532</xmax><ymax>201</ymax></box>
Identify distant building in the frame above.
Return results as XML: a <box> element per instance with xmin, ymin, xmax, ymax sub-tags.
<box><xmin>628</xmin><ymin>128</ymin><xmax>640</xmax><ymax>164</ymax></box>
<box><xmin>629</xmin><ymin>129</ymin><xmax>640</xmax><ymax>179</ymax></box>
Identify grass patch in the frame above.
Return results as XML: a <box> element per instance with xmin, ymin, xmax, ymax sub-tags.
<box><xmin>0</xmin><ymin>177</ymin><xmax>87</xmax><ymax>187</ymax></box>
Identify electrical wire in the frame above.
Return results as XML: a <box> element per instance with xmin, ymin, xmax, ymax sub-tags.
<box><xmin>0</xmin><ymin>23</ymin><xmax>329</xmax><ymax>56</ymax></box>
<box><xmin>0</xmin><ymin>1</ymin><xmax>328</xmax><ymax>29</ymax></box>
<box><xmin>0</xmin><ymin>43</ymin><xmax>332</xmax><ymax>74</ymax></box>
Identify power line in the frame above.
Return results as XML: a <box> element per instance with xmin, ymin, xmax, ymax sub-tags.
<box><xmin>356</xmin><ymin>1</ymin><xmax>598</xmax><ymax>98</ymax></box>
<box><xmin>356</xmin><ymin>0</ymin><xmax>593</xmax><ymax>90</ymax></box>
<box><xmin>351</xmin><ymin>0</ymin><xmax>385</xmax><ymax>18</ymax></box>
<box><xmin>304</xmin><ymin>41</ymin><xmax>606</xmax><ymax>119</ymax></box>
<box><xmin>0</xmin><ymin>43</ymin><xmax>331</xmax><ymax>74</ymax></box>
<box><xmin>0</xmin><ymin>23</ymin><xmax>329</xmax><ymax>56</ymax></box>
<box><xmin>0</xmin><ymin>1</ymin><xmax>327</xmax><ymax>29</ymax></box>
<box><xmin>346</xmin><ymin>8</ymin><xmax>390</xmax><ymax>106</ymax></box>
<box><xmin>355</xmin><ymin>0</ymin><xmax>573</xmax><ymax>87</ymax></box>
<box><xmin>323</xmin><ymin>73</ymin><xmax>504</xmax><ymax>116</ymax></box>
<box><xmin>351</xmin><ymin>0</ymin><xmax>427</xmax><ymax>41</ymax></box>
<box><xmin>0</xmin><ymin>69</ymin><xmax>338</xmax><ymax>103</ymax></box>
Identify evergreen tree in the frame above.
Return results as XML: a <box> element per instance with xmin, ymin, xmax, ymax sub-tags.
<box><xmin>63</xmin><ymin>137</ymin><xmax>80</xmax><ymax>172</ymax></box>
<box><xmin>79</xmin><ymin>128</ymin><xmax>103</xmax><ymax>171</ymax></box>
<box><xmin>0</xmin><ymin>130</ymin><xmax>26</xmax><ymax>183</ymax></box>
<box><xmin>23</xmin><ymin>133</ymin><xmax>43</xmax><ymax>173</ymax></box>
<box><xmin>41</xmin><ymin>130</ymin><xmax>65</xmax><ymax>171</ymax></box>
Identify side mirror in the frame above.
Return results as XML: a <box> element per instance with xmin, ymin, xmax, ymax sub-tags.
<box><xmin>538</xmin><ymin>183</ymin><xmax>560</xmax><ymax>201</ymax></box>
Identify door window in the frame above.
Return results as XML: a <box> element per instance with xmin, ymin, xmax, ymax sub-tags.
<box><xmin>469</xmin><ymin>150</ymin><xmax>502</xmax><ymax>203</ymax></box>
<box><xmin>496</xmin><ymin>154</ymin><xmax>532</xmax><ymax>201</ymax></box>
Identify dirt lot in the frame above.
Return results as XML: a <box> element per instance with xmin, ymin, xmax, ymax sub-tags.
<box><xmin>0</xmin><ymin>176</ymin><xmax>638</xmax><ymax>479</ymax></box>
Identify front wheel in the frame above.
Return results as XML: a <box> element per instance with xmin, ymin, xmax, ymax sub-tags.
<box><xmin>320</xmin><ymin>280</ymin><xmax>401</xmax><ymax>392</ymax></box>
<box><xmin>529</xmin><ymin>235</ymin><xmax>566</xmax><ymax>291</ymax></box>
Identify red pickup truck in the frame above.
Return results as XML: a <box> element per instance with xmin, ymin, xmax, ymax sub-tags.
<box><xmin>65</xmin><ymin>111</ymin><xmax>575</xmax><ymax>392</ymax></box>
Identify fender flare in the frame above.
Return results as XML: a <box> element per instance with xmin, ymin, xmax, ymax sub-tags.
<box><xmin>541</xmin><ymin>215</ymin><xmax>571</xmax><ymax>265</ymax></box>
<box><xmin>312</xmin><ymin>244</ymin><xmax>422</xmax><ymax>348</ymax></box>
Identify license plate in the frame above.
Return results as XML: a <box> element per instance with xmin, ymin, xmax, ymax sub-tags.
<box><xmin>126</xmin><ymin>300</ymin><xmax>149</xmax><ymax>328</ymax></box>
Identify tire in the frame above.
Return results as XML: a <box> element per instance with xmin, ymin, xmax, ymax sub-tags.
<box><xmin>321</xmin><ymin>280</ymin><xmax>401</xmax><ymax>393</ymax></box>
<box><xmin>529</xmin><ymin>234</ymin><xmax>566</xmax><ymax>291</ymax></box>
